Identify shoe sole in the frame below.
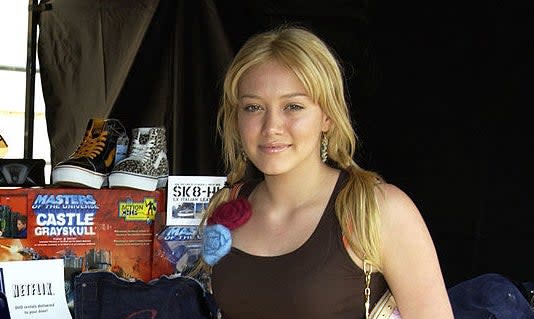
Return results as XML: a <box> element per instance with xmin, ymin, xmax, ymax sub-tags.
<box><xmin>52</xmin><ymin>165</ymin><xmax>107</xmax><ymax>189</ymax></box>
<box><xmin>108</xmin><ymin>171</ymin><xmax>167</xmax><ymax>191</ymax></box>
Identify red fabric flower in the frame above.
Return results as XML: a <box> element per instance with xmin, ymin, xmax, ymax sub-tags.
<box><xmin>207</xmin><ymin>198</ymin><xmax>252</xmax><ymax>230</ymax></box>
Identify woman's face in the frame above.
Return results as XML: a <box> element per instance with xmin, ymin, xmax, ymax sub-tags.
<box><xmin>237</xmin><ymin>60</ymin><xmax>330</xmax><ymax>177</ymax></box>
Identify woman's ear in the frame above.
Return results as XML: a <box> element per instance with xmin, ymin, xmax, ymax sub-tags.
<box><xmin>321</xmin><ymin>113</ymin><xmax>332</xmax><ymax>132</ymax></box>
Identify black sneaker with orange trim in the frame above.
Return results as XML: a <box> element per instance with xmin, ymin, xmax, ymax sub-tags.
<box><xmin>0</xmin><ymin>133</ymin><xmax>8</xmax><ymax>158</ymax></box>
<box><xmin>52</xmin><ymin>118</ymin><xmax>128</xmax><ymax>189</ymax></box>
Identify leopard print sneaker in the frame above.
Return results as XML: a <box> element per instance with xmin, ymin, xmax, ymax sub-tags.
<box><xmin>108</xmin><ymin>127</ymin><xmax>169</xmax><ymax>191</ymax></box>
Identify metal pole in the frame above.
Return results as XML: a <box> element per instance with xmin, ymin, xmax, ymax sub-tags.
<box><xmin>24</xmin><ymin>0</ymin><xmax>39</xmax><ymax>159</ymax></box>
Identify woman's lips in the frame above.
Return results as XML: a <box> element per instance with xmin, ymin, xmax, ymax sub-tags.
<box><xmin>259</xmin><ymin>143</ymin><xmax>290</xmax><ymax>153</ymax></box>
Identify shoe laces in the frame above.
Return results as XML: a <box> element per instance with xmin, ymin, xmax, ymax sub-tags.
<box><xmin>129</xmin><ymin>138</ymin><xmax>154</xmax><ymax>162</ymax></box>
<box><xmin>72</xmin><ymin>131</ymin><xmax>108</xmax><ymax>159</ymax></box>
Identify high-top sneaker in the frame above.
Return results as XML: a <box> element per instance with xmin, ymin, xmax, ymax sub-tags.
<box><xmin>108</xmin><ymin>127</ymin><xmax>169</xmax><ymax>191</ymax></box>
<box><xmin>52</xmin><ymin>118</ymin><xmax>128</xmax><ymax>189</ymax></box>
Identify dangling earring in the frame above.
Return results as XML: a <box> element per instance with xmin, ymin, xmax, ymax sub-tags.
<box><xmin>241</xmin><ymin>151</ymin><xmax>248</xmax><ymax>163</ymax></box>
<box><xmin>320</xmin><ymin>132</ymin><xmax>328</xmax><ymax>163</ymax></box>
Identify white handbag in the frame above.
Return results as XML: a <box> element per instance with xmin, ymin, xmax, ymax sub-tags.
<box><xmin>364</xmin><ymin>260</ymin><xmax>402</xmax><ymax>319</ymax></box>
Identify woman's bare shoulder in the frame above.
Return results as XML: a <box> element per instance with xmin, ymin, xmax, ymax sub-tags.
<box><xmin>374</xmin><ymin>182</ymin><xmax>422</xmax><ymax>223</ymax></box>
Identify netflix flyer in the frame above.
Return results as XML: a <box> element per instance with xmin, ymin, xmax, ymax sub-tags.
<box><xmin>0</xmin><ymin>259</ymin><xmax>72</xmax><ymax>319</ymax></box>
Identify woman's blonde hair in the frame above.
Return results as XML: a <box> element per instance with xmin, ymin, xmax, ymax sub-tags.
<box><xmin>196</xmin><ymin>25</ymin><xmax>384</xmax><ymax>274</ymax></box>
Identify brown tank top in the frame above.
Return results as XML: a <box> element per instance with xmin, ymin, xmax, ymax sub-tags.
<box><xmin>211</xmin><ymin>171</ymin><xmax>388</xmax><ymax>319</ymax></box>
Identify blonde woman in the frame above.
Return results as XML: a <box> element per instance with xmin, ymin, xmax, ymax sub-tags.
<box><xmin>196</xmin><ymin>25</ymin><xmax>454</xmax><ymax>319</ymax></box>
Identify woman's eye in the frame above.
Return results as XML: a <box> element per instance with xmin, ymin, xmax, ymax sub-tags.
<box><xmin>244</xmin><ymin>104</ymin><xmax>262</xmax><ymax>112</ymax></box>
<box><xmin>285</xmin><ymin>104</ymin><xmax>304</xmax><ymax>111</ymax></box>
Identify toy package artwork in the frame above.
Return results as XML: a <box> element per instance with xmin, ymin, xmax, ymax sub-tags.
<box><xmin>0</xmin><ymin>187</ymin><xmax>165</xmax><ymax>312</ymax></box>
<box><xmin>152</xmin><ymin>175</ymin><xmax>226</xmax><ymax>279</ymax></box>
<box><xmin>152</xmin><ymin>224</ymin><xmax>202</xmax><ymax>277</ymax></box>
<box><xmin>0</xmin><ymin>188</ymin><xmax>165</xmax><ymax>282</ymax></box>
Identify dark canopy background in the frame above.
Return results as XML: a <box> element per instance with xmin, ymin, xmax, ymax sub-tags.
<box><xmin>37</xmin><ymin>0</ymin><xmax>532</xmax><ymax>287</ymax></box>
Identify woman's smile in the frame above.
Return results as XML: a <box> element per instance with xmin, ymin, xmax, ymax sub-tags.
<box><xmin>259</xmin><ymin>143</ymin><xmax>291</xmax><ymax>153</ymax></box>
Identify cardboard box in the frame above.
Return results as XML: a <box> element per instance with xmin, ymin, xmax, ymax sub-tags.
<box><xmin>0</xmin><ymin>187</ymin><xmax>165</xmax><ymax>283</ymax></box>
<box><xmin>151</xmin><ymin>176</ymin><xmax>225</xmax><ymax>279</ymax></box>
<box><xmin>152</xmin><ymin>221</ymin><xmax>202</xmax><ymax>278</ymax></box>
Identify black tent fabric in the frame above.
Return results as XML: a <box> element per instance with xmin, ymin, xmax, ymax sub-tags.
<box><xmin>38</xmin><ymin>0</ymin><xmax>160</xmax><ymax>166</ymax></box>
<box><xmin>37</xmin><ymin>0</ymin><xmax>533</xmax><ymax>288</ymax></box>
<box><xmin>108</xmin><ymin>0</ymin><xmax>233</xmax><ymax>175</ymax></box>
<box><xmin>38</xmin><ymin>0</ymin><xmax>232</xmax><ymax>175</ymax></box>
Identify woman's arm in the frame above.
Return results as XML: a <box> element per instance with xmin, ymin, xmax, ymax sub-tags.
<box><xmin>377</xmin><ymin>183</ymin><xmax>454</xmax><ymax>319</ymax></box>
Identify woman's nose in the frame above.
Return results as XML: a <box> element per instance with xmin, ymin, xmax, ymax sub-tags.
<box><xmin>261</xmin><ymin>109</ymin><xmax>284</xmax><ymax>135</ymax></box>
